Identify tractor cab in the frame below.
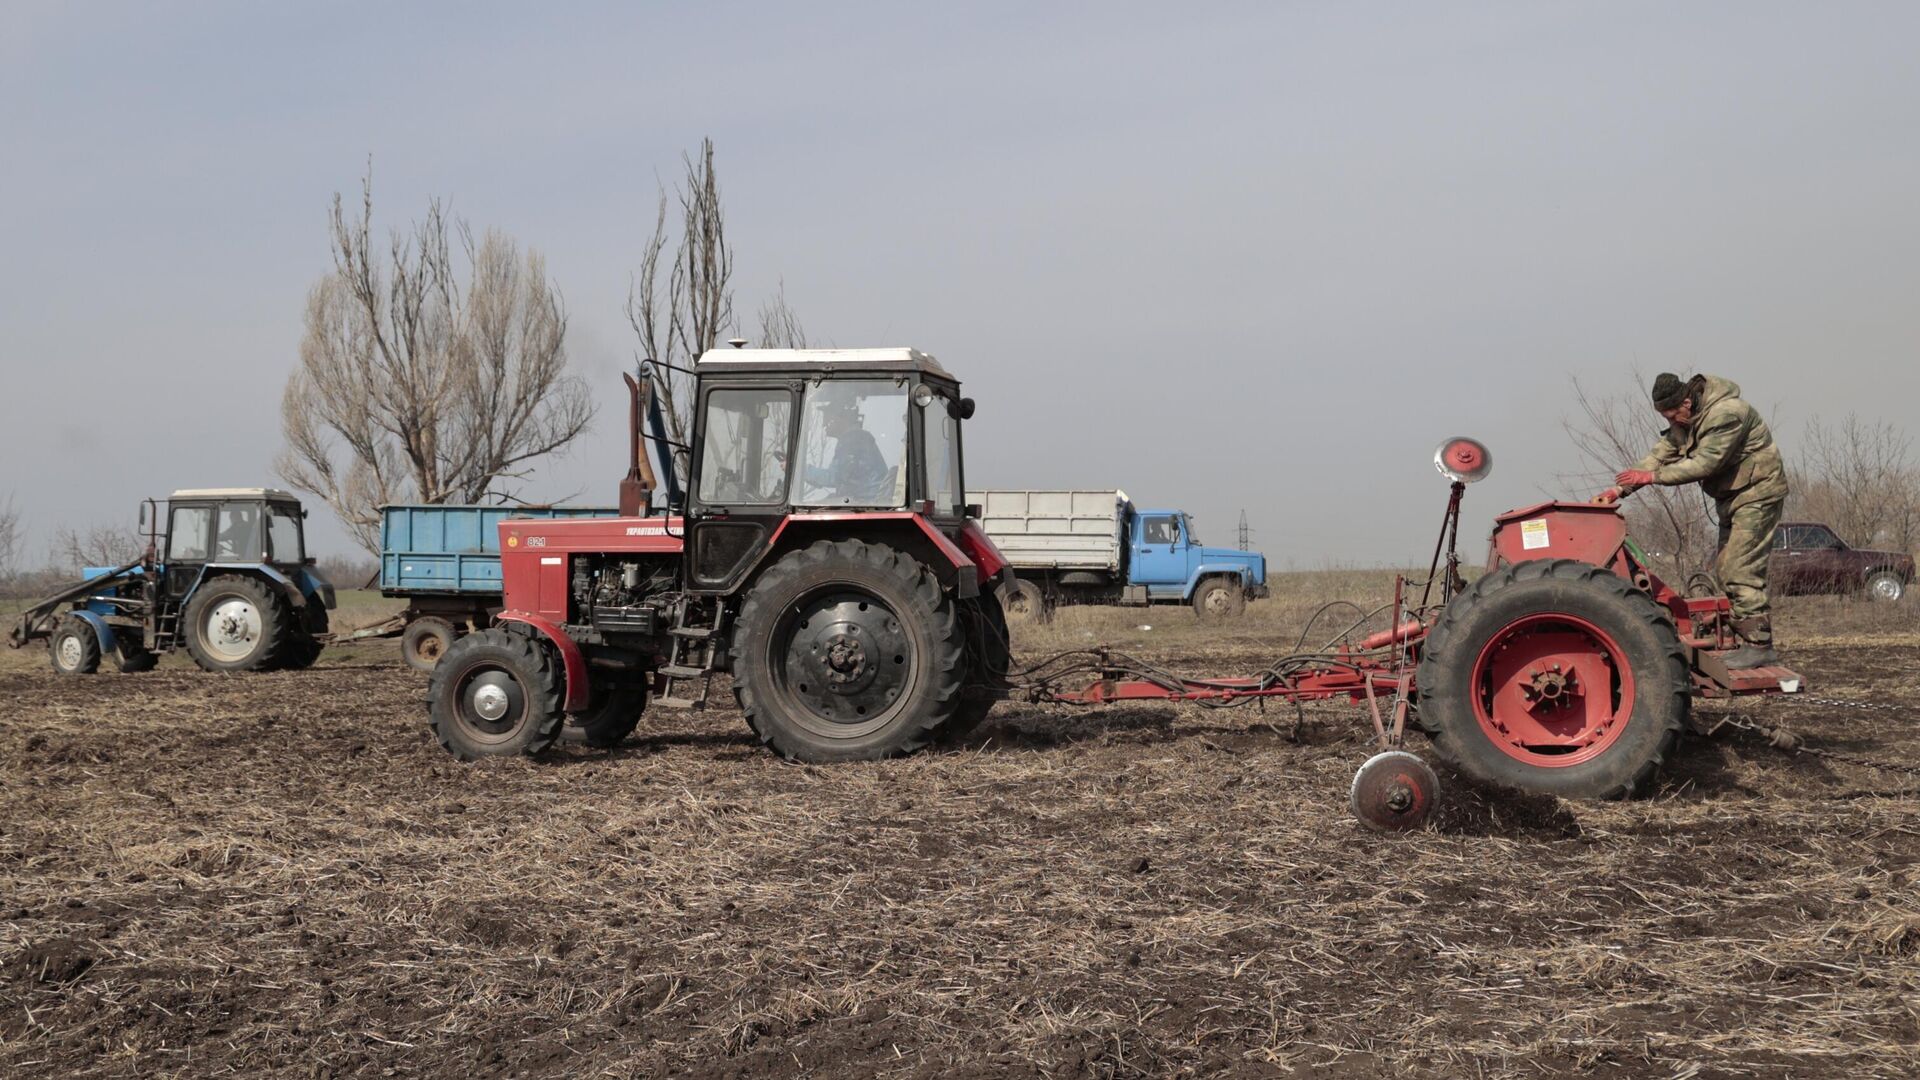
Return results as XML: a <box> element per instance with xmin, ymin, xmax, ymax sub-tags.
<box><xmin>683</xmin><ymin>347</ymin><xmax>985</xmax><ymax>592</ymax></box>
<box><xmin>157</xmin><ymin>489</ymin><xmax>312</xmax><ymax>594</ymax></box>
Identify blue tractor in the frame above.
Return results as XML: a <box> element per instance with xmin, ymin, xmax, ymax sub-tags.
<box><xmin>6</xmin><ymin>488</ymin><xmax>336</xmax><ymax>674</ymax></box>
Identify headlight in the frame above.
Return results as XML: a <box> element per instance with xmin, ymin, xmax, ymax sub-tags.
<box><xmin>913</xmin><ymin>384</ymin><xmax>936</xmax><ymax>408</ymax></box>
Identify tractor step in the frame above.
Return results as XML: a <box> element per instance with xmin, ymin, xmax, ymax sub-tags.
<box><xmin>652</xmin><ymin>695</ymin><xmax>706</xmax><ymax>710</ymax></box>
<box><xmin>658</xmin><ymin>663</ymin><xmax>708</xmax><ymax>679</ymax></box>
<box><xmin>669</xmin><ymin>626</ymin><xmax>716</xmax><ymax>639</ymax></box>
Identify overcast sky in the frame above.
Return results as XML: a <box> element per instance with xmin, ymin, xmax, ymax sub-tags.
<box><xmin>4</xmin><ymin>2</ymin><xmax>1917</xmax><ymax>567</ymax></box>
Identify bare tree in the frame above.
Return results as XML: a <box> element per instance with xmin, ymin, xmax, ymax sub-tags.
<box><xmin>1562</xmin><ymin>376</ymin><xmax>1718</xmax><ymax>583</ymax></box>
<box><xmin>756</xmin><ymin>280</ymin><xmax>808</xmax><ymax>350</ymax></box>
<box><xmin>49</xmin><ymin>522</ymin><xmax>143</xmax><ymax>573</ymax></box>
<box><xmin>280</xmin><ymin>172</ymin><xmax>594</xmax><ymax>552</ymax></box>
<box><xmin>0</xmin><ymin>494</ymin><xmax>21</xmax><ymax>586</ymax></box>
<box><xmin>1791</xmin><ymin>415</ymin><xmax>1919</xmax><ymax>552</ymax></box>
<box><xmin>628</xmin><ymin>139</ymin><xmax>739</xmax><ymax>484</ymax></box>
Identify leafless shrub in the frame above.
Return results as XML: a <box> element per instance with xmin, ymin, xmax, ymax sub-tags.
<box><xmin>316</xmin><ymin>553</ymin><xmax>380</xmax><ymax>591</ymax></box>
<box><xmin>1563</xmin><ymin>375</ymin><xmax>1717</xmax><ymax>582</ymax></box>
<box><xmin>1790</xmin><ymin>415</ymin><xmax>1919</xmax><ymax>552</ymax></box>
<box><xmin>279</xmin><ymin>169</ymin><xmax>594</xmax><ymax>553</ymax></box>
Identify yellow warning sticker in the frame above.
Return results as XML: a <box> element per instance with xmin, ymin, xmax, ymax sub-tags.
<box><xmin>1520</xmin><ymin>518</ymin><xmax>1550</xmax><ymax>551</ymax></box>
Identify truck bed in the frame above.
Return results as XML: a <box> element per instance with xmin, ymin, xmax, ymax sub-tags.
<box><xmin>977</xmin><ymin>489</ymin><xmax>1128</xmax><ymax>573</ymax></box>
<box><xmin>379</xmin><ymin>505</ymin><xmax>619</xmax><ymax>595</ymax></box>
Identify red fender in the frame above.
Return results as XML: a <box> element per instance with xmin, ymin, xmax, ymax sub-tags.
<box><xmin>497</xmin><ymin>610</ymin><xmax>590</xmax><ymax>712</ymax></box>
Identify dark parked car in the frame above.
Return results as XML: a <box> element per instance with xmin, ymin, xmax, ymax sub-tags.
<box><xmin>1770</xmin><ymin>522</ymin><xmax>1915</xmax><ymax>602</ymax></box>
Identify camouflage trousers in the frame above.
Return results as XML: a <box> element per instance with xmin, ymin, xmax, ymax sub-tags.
<box><xmin>1714</xmin><ymin>495</ymin><xmax>1786</xmax><ymax>642</ymax></box>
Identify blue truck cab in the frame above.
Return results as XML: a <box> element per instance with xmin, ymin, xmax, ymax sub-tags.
<box><xmin>1127</xmin><ymin>509</ymin><xmax>1268</xmax><ymax>608</ymax></box>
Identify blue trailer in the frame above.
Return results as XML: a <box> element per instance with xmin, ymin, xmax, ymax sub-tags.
<box><xmin>378</xmin><ymin>504</ymin><xmax>619</xmax><ymax>669</ymax></box>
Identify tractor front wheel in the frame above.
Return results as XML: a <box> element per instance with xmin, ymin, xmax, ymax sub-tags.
<box><xmin>49</xmin><ymin>616</ymin><xmax>102</xmax><ymax>676</ymax></box>
<box><xmin>183</xmin><ymin>575</ymin><xmax>291</xmax><ymax>673</ymax></box>
<box><xmin>1415</xmin><ymin>558</ymin><xmax>1689</xmax><ymax>800</ymax></box>
<box><xmin>732</xmin><ymin>540</ymin><xmax>967</xmax><ymax>762</ymax></box>
<box><xmin>426</xmin><ymin>626</ymin><xmax>566</xmax><ymax>760</ymax></box>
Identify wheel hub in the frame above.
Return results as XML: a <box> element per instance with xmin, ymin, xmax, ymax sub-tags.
<box><xmin>472</xmin><ymin>682</ymin><xmax>511</xmax><ymax>721</ymax></box>
<box><xmin>1473</xmin><ymin>616</ymin><xmax>1634</xmax><ymax>767</ymax></box>
<box><xmin>204</xmin><ymin>599</ymin><xmax>262</xmax><ymax>661</ymax></box>
<box><xmin>777</xmin><ymin>590</ymin><xmax>913</xmax><ymax>732</ymax></box>
<box><xmin>57</xmin><ymin>636</ymin><xmax>83</xmax><ymax>669</ymax></box>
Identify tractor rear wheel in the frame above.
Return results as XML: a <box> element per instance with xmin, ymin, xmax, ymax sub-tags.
<box><xmin>402</xmin><ymin>617</ymin><xmax>459</xmax><ymax>672</ymax></box>
<box><xmin>1415</xmin><ymin>559</ymin><xmax>1688</xmax><ymax>800</ymax></box>
<box><xmin>183</xmin><ymin>575</ymin><xmax>291</xmax><ymax>673</ymax></box>
<box><xmin>732</xmin><ymin>540</ymin><xmax>967</xmax><ymax>762</ymax></box>
<box><xmin>560</xmin><ymin>683</ymin><xmax>647</xmax><ymax>748</ymax></box>
<box><xmin>49</xmin><ymin>616</ymin><xmax>102</xmax><ymax>676</ymax></box>
<box><xmin>946</xmin><ymin>591</ymin><xmax>1012</xmax><ymax>740</ymax></box>
<box><xmin>1192</xmin><ymin>576</ymin><xmax>1246</xmax><ymax>622</ymax></box>
<box><xmin>427</xmin><ymin>626</ymin><xmax>566</xmax><ymax>760</ymax></box>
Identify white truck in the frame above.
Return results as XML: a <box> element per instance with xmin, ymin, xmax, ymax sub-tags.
<box><xmin>977</xmin><ymin>489</ymin><xmax>1268</xmax><ymax>621</ymax></box>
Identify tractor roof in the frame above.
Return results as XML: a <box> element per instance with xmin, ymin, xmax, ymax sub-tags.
<box><xmin>170</xmin><ymin>487</ymin><xmax>301</xmax><ymax>502</ymax></box>
<box><xmin>695</xmin><ymin>347</ymin><xmax>954</xmax><ymax>381</ymax></box>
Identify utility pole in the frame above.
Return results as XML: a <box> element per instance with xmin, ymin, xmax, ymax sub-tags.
<box><xmin>1237</xmin><ymin>510</ymin><xmax>1252</xmax><ymax>552</ymax></box>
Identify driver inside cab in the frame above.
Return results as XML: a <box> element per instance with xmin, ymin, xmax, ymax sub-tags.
<box><xmin>807</xmin><ymin>400</ymin><xmax>890</xmax><ymax>503</ymax></box>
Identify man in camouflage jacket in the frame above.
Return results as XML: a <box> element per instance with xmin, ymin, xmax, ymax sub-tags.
<box><xmin>1597</xmin><ymin>373</ymin><xmax>1789</xmax><ymax>668</ymax></box>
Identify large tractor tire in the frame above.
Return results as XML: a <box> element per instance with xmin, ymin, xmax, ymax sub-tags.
<box><xmin>402</xmin><ymin>617</ymin><xmax>459</xmax><ymax>672</ymax></box>
<box><xmin>1192</xmin><ymin>576</ymin><xmax>1247</xmax><ymax>622</ymax></box>
<box><xmin>946</xmin><ymin>591</ymin><xmax>1012</xmax><ymax>740</ymax></box>
<box><xmin>426</xmin><ymin>626</ymin><xmax>566</xmax><ymax>760</ymax></box>
<box><xmin>732</xmin><ymin>540</ymin><xmax>967</xmax><ymax>762</ymax></box>
<box><xmin>999</xmin><ymin>577</ymin><xmax>1051</xmax><ymax>624</ymax></box>
<box><xmin>183</xmin><ymin>575</ymin><xmax>291</xmax><ymax>673</ymax></box>
<box><xmin>560</xmin><ymin>683</ymin><xmax>647</xmax><ymax>748</ymax></box>
<box><xmin>1415</xmin><ymin>559</ymin><xmax>1689</xmax><ymax>800</ymax></box>
<box><xmin>49</xmin><ymin>616</ymin><xmax>102</xmax><ymax>676</ymax></box>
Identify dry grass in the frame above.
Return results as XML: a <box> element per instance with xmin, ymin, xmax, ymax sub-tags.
<box><xmin>2</xmin><ymin>575</ymin><xmax>1918</xmax><ymax>1077</ymax></box>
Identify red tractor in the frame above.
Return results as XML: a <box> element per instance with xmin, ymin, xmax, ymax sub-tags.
<box><xmin>425</xmin><ymin>347</ymin><xmax>1011</xmax><ymax>762</ymax></box>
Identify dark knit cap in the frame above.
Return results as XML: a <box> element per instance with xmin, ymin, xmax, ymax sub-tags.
<box><xmin>1650</xmin><ymin>373</ymin><xmax>1688</xmax><ymax>409</ymax></box>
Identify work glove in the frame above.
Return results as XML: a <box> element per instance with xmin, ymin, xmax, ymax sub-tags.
<box><xmin>1614</xmin><ymin>468</ymin><xmax>1655</xmax><ymax>489</ymax></box>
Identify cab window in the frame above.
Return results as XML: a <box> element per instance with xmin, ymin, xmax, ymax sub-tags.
<box><xmin>268</xmin><ymin>506</ymin><xmax>304</xmax><ymax>563</ymax></box>
<box><xmin>795</xmin><ymin>380</ymin><xmax>909</xmax><ymax>507</ymax></box>
<box><xmin>216</xmin><ymin>504</ymin><xmax>265</xmax><ymax>561</ymax></box>
<box><xmin>168</xmin><ymin>506</ymin><xmax>211</xmax><ymax>561</ymax></box>
<box><xmin>922</xmin><ymin>397</ymin><xmax>964</xmax><ymax>516</ymax></box>
<box><xmin>1142</xmin><ymin>517</ymin><xmax>1176</xmax><ymax>545</ymax></box>
<box><xmin>697</xmin><ymin>388</ymin><xmax>795</xmax><ymax>505</ymax></box>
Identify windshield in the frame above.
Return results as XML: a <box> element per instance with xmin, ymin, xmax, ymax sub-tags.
<box><xmin>268</xmin><ymin>505</ymin><xmax>304</xmax><ymax>563</ymax></box>
<box><xmin>698</xmin><ymin>387</ymin><xmax>795</xmax><ymax>505</ymax></box>
<box><xmin>215</xmin><ymin>503</ymin><xmax>265</xmax><ymax>561</ymax></box>
<box><xmin>795</xmin><ymin>380</ymin><xmax>909</xmax><ymax>507</ymax></box>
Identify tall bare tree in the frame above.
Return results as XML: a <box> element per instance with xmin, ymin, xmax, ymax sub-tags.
<box><xmin>50</xmin><ymin>522</ymin><xmax>143</xmax><ymax>573</ymax></box>
<box><xmin>756</xmin><ymin>280</ymin><xmax>808</xmax><ymax>350</ymax></box>
<box><xmin>1563</xmin><ymin>375</ymin><xmax>1718</xmax><ymax>582</ymax></box>
<box><xmin>628</xmin><ymin>140</ymin><xmax>733</xmax><ymax>481</ymax></box>
<box><xmin>1791</xmin><ymin>415</ymin><xmax>1919</xmax><ymax>552</ymax></box>
<box><xmin>0</xmin><ymin>494</ymin><xmax>21</xmax><ymax>585</ymax></box>
<box><xmin>280</xmin><ymin>172</ymin><xmax>593</xmax><ymax>552</ymax></box>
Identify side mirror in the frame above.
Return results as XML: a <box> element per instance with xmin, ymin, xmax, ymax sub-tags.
<box><xmin>965</xmin><ymin>503</ymin><xmax>982</xmax><ymax>519</ymax></box>
<box><xmin>948</xmin><ymin>397</ymin><xmax>976</xmax><ymax>420</ymax></box>
<box><xmin>138</xmin><ymin>503</ymin><xmax>148</xmax><ymax>527</ymax></box>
